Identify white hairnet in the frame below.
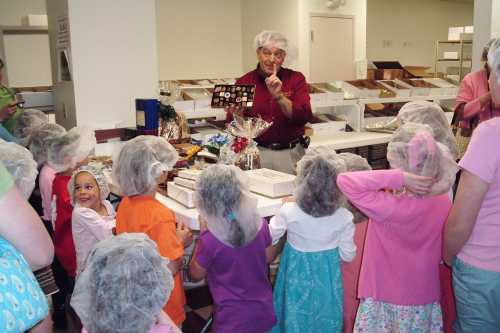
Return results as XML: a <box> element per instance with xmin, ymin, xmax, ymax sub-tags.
<box><xmin>295</xmin><ymin>150</ymin><xmax>346</xmax><ymax>218</ymax></box>
<box><xmin>0</xmin><ymin>141</ymin><xmax>38</xmax><ymax>199</ymax></box>
<box><xmin>47</xmin><ymin>127</ymin><xmax>96</xmax><ymax>172</ymax></box>
<box><xmin>113</xmin><ymin>136</ymin><xmax>178</xmax><ymax>196</ymax></box>
<box><xmin>388</xmin><ymin>123</ymin><xmax>458</xmax><ymax>196</ymax></box>
<box><xmin>71</xmin><ymin>233</ymin><xmax>173</xmax><ymax>333</ymax></box>
<box><xmin>488</xmin><ymin>38</ymin><xmax>500</xmax><ymax>84</ymax></box>
<box><xmin>398</xmin><ymin>100</ymin><xmax>458</xmax><ymax>160</ymax></box>
<box><xmin>68</xmin><ymin>165</ymin><xmax>110</xmax><ymax>206</ymax></box>
<box><xmin>195</xmin><ymin>164</ymin><xmax>261</xmax><ymax>247</ymax></box>
<box><xmin>254</xmin><ymin>30</ymin><xmax>288</xmax><ymax>53</ymax></box>
<box><xmin>28</xmin><ymin>123</ymin><xmax>66</xmax><ymax>166</ymax></box>
<box><xmin>12</xmin><ymin>109</ymin><xmax>49</xmax><ymax>147</ymax></box>
<box><xmin>337</xmin><ymin>153</ymin><xmax>372</xmax><ymax>223</ymax></box>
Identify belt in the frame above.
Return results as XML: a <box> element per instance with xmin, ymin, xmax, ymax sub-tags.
<box><xmin>258</xmin><ymin>137</ymin><xmax>310</xmax><ymax>151</ymax></box>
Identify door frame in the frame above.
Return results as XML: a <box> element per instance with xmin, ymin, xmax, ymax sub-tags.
<box><xmin>309</xmin><ymin>13</ymin><xmax>356</xmax><ymax>81</ymax></box>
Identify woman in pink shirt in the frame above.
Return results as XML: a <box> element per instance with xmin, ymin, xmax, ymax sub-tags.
<box><xmin>454</xmin><ymin>39</ymin><xmax>500</xmax><ymax>154</ymax></box>
<box><xmin>444</xmin><ymin>39</ymin><xmax>500</xmax><ymax>332</ymax></box>
<box><xmin>338</xmin><ymin>124</ymin><xmax>457</xmax><ymax>332</ymax></box>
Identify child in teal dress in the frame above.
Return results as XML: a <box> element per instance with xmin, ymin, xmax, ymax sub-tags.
<box><xmin>270</xmin><ymin>149</ymin><xmax>356</xmax><ymax>333</ymax></box>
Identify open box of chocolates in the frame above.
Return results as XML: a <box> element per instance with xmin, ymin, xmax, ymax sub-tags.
<box><xmin>211</xmin><ymin>84</ymin><xmax>256</xmax><ymax>108</ymax></box>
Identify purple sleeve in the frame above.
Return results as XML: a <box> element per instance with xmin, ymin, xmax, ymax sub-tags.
<box><xmin>459</xmin><ymin>120</ymin><xmax>500</xmax><ymax>184</ymax></box>
<box><xmin>194</xmin><ymin>231</ymin><xmax>215</xmax><ymax>270</ymax></box>
<box><xmin>337</xmin><ymin>169</ymin><xmax>405</xmax><ymax>223</ymax></box>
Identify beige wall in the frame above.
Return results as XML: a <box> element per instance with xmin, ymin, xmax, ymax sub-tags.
<box><xmin>68</xmin><ymin>0</ymin><xmax>159</xmax><ymax>128</ymax></box>
<box><xmin>0</xmin><ymin>0</ymin><xmax>51</xmax><ymax>87</ymax></box>
<box><xmin>240</xmin><ymin>0</ymin><xmax>300</xmax><ymax>73</ymax></box>
<box><xmin>367</xmin><ymin>0</ymin><xmax>473</xmax><ymax>68</ymax></box>
<box><xmin>156</xmin><ymin>0</ymin><xmax>243</xmax><ymax>80</ymax></box>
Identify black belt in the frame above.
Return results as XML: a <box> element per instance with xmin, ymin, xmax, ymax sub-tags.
<box><xmin>258</xmin><ymin>137</ymin><xmax>310</xmax><ymax>151</ymax></box>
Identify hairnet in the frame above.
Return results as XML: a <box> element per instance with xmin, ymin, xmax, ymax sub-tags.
<box><xmin>11</xmin><ymin>109</ymin><xmax>49</xmax><ymax>147</ymax></box>
<box><xmin>28</xmin><ymin>123</ymin><xmax>66</xmax><ymax>166</ymax></box>
<box><xmin>387</xmin><ymin>123</ymin><xmax>458</xmax><ymax>196</ymax></box>
<box><xmin>254</xmin><ymin>30</ymin><xmax>288</xmax><ymax>53</ymax></box>
<box><xmin>71</xmin><ymin>233</ymin><xmax>173</xmax><ymax>333</ymax></box>
<box><xmin>113</xmin><ymin>136</ymin><xmax>178</xmax><ymax>196</ymax></box>
<box><xmin>68</xmin><ymin>165</ymin><xmax>110</xmax><ymax>206</ymax></box>
<box><xmin>295</xmin><ymin>150</ymin><xmax>346</xmax><ymax>218</ymax></box>
<box><xmin>0</xmin><ymin>141</ymin><xmax>38</xmax><ymax>199</ymax></box>
<box><xmin>195</xmin><ymin>164</ymin><xmax>261</xmax><ymax>247</ymax></box>
<box><xmin>398</xmin><ymin>100</ymin><xmax>458</xmax><ymax>159</ymax></box>
<box><xmin>47</xmin><ymin>127</ymin><xmax>96</xmax><ymax>172</ymax></box>
<box><xmin>488</xmin><ymin>38</ymin><xmax>500</xmax><ymax>84</ymax></box>
<box><xmin>337</xmin><ymin>153</ymin><xmax>372</xmax><ymax>223</ymax></box>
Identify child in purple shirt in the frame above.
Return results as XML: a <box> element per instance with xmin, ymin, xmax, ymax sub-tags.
<box><xmin>189</xmin><ymin>165</ymin><xmax>276</xmax><ymax>333</ymax></box>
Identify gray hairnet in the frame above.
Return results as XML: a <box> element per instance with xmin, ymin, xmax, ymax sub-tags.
<box><xmin>398</xmin><ymin>100</ymin><xmax>458</xmax><ymax>160</ymax></box>
<box><xmin>254</xmin><ymin>30</ymin><xmax>288</xmax><ymax>52</ymax></box>
<box><xmin>71</xmin><ymin>233</ymin><xmax>173</xmax><ymax>333</ymax></box>
<box><xmin>488</xmin><ymin>38</ymin><xmax>500</xmax><ymax>83</ymax></box>
<box><xmin>68</xmin><ymin>165</ymin><xmax>110</xmax><ymax>206</ymax></box>
<box><xmin>113</xmin><ymin>136</ymin><xmax>178</xmax><ymax>196</ymax></box>
<box><xmin>295</xmin><ymin>151</ymin><xmax>346</xmax><ymax>218</ymax></box>
<box><xmin>0</xmin><ymin>141</ymin><xmax>38</xmax><ymax>199</ymax></box>
<box><xmin>12</xmin><ymin>109</ymin><xmax>49</xmax><ymax>147</ymax></box>
<box><xmin>388</xmin><ymin>123</ymin><xmax>458</xmax><ymax>196</ymax></box>
<box><xmin>47</xmin><ymin>127</ymin><xmax>96</xmax><ymax>172</ymax></box>
<box><xmin>195</xmin><ymin>164</ymin><xmax>261</xmax><ymax>247</ymax></box>
<box><xmin>28</xmin><ymin>123</ymin><xmax>66</xmax><ymax>166</ymax></box>
<box><xmin>337</xmin><ymin>153</ymin><xmax>372</xmax><ymax>223</ymax></box>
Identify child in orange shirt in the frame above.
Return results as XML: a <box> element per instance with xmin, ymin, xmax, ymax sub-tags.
<box><xmin>113</xmin><ymin>136</ymin><xmax>192</xmax><ymax>327</ymax></box>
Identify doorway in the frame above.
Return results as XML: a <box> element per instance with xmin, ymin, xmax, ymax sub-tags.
<box><xmin>310</xmin><ymin>14</ymin><xmax>355</xmax><ymax>82</ymax></box>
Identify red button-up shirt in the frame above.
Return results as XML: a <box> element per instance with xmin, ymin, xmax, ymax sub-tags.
<box><xmin>227</xmin><ymin>66</ymin><xmax>312</xmax><ymax>146</ymax></box>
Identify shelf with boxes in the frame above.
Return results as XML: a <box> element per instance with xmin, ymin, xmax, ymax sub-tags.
<box><xmin>434</xmin><ymin>39</ymin><xmax>472</xmax><ymax>83</ymax></box>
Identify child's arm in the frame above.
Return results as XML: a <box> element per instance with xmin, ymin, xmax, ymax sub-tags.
<box><xmin>337</xmin><ymin>169</ymin><xmax>432</xmax><ymax>223</ymax></box>
<box><xmin>73</xmin><ymin>207</ymin><xmax>115</xmax><ymax>240</ymax></box>
<box><xmin>188</xmin><ymin>238</ymin><xmax>207</xmax><ymax>282</ymax></box>
<box><xmin>338</xmin><ymin>219</ymin><xmax>356</xmax><ymax>262</ymax></box>
<box><xmin>266</xmin><ymin>245</ymin><xmax>278</xmax><ymax>263</ymax></box>
<box><xmin>268</xmin><ymin>206</ymin><xmax>290</xmax><ymax>245</ymax></box>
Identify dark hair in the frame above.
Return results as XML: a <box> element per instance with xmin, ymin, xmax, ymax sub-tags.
<box><xmin>0</xmin><ymin>58</ymin><xmax>4</xmax><ymax>69</ymax></box>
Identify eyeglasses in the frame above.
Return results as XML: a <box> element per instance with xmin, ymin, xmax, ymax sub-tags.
<box><xmin>260</xmin><ymin>48</ymin><xmax>285</xmax><ymax>60</ymax></box>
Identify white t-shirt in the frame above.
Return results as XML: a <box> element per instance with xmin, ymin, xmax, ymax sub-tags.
<box><xmin>269</xmin><ymin>202</ymin><xmax>356</xmax><ymax>261</ymax></box>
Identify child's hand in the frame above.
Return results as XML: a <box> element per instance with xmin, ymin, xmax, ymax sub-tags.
<box><xmin>176</xmin><ymin>223</ymin><xmax>193</xmax><ymax>248</ymax></box>
<box><xmin>403</xmin><ymin>172</ymin><xmax>433</xmax><ymax>195</ymax></box>
<box><xmin>198</xmin><ymin>215</ymin><xmax>208</xmax><ymax>232</ymax></box>
<box><xmin>167</xmin><ymin>257</ymin><xmax>183</xmax><ymax>275</ymax></box>
<box><xmin>281</xmin><ymin>196</ymin><xmax>295</xmax><ymax>203</ymax></box>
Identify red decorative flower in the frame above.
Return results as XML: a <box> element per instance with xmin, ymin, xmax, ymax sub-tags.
<box><xmin>231</xmin><ymin>137</ymin><xmax>248</xmax><ymax>154</ymax></box>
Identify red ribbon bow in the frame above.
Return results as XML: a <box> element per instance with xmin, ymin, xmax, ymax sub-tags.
<box><xmin>231</xmin><ymin>137</ymin><xmax>248</xmax><ymax>154</ymax></box>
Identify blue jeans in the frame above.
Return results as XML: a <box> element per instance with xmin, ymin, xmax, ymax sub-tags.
<box><xmin>453</xmin><ymin>258</ymin><xmax>500</xmax><ymax>332</ymax></box>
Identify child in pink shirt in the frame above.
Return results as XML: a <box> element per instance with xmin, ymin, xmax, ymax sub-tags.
<box><xmin>68</xmin><ymin>165</ymin><xmax>115</xmax><ymax>275</ymax></box>
<box><xmin>337</xmin><ymin>124</ymin><xmax>457</xmax><ymax>332</ymax></box>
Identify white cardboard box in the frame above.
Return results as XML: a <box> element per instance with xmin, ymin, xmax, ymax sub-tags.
<box><xmin>423</xmin><ymin>78</ymin><xmax>458</xmax><ymax>95</ymax></box>
<box><xmin>167</xmin><ymin>182</ymin><xmax>195</xmax><ymax>208</ymax></box>
<box><xmin>173</xmin><ymin>177</ymin><xmax>197</xmax><ymax>190</ymax></box>
<box><xmin>245</xmin><ymin>168</ymin><xmax>295</xmax><ymax>198</ymax></box>
<box><xmin>22</xmin><ymin>14</ymin><xmax>48</xmax><ymax>26</ymax></box>
<box><xmin>177</xmin><ymin>169</ymin><xmax>202</xmax><ymax>181</ymax></box>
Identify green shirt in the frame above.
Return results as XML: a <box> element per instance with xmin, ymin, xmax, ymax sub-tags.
<box><xmin>0</xmin><ymin>85</ymin><xmax>21</xmax><ymax>133</ymax></box>
<box><xmin>0</xmin><ymin>161</ymin><xmax>14</xmax><ymax>199</ymax></box>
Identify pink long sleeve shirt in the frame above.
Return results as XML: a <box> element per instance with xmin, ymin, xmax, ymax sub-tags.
<box><xmin>456</xmin><ymin>69</ymin><xmax>500</xmax><ymax>129</ymax></box>
<box><xmin>337</xmin><ymin>169</ymin><xmax>451</xmax><ymax>305</ymax></box>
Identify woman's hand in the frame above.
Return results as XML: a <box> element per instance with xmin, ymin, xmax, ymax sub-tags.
<box><xmin>198</xmin><ymin>214</ymin><xmax>208</xmax><ymax>232</ymax></box>
<box><xmin>403</xmin><ymin>172</ymin><xmax>434</xmax><ymax>196</ymax></box>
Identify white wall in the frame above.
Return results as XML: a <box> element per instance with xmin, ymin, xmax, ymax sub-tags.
<box><xmin>298</xmin><ymin>0</ymin><xmax>367</xmax><ymax>80</ymax></box>
<box><xmin>367</xmin><ymin>0</ymin><xmax>473</xmax><ymax>68</ymax></box>
<box><xmin>0</xmin><ymin>0</ymin><xmax>51</xmax><ymax>87</ymax></box>
<box><xmin>67</xmin><ymin>0</ymin><xmax>158</xmax><ymax>128</ymax></box>
<box><xmin>492</xmin><ymin>0</ymin><xmax>500</xmax><ymax>38</ymax></box>
<box><xmin>156</xmin><ymin>0</ymin><xmax>243</xmax><ymax>80</ymax></box>
<box><xmin>240</xmin><ymin>0</ymin><xmax>300</xmax><ymax>73</ymax></box>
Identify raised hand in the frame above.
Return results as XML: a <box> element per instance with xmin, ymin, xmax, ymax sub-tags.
<box><xmin>403</xmin><ymin>172</ymin><xmax>434</xmax><ymax>196</ymax></box>
<box><xmin>265</xmin><ymin>63</ymin><xmax>283</xmax><ymax>98</ymax></box>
